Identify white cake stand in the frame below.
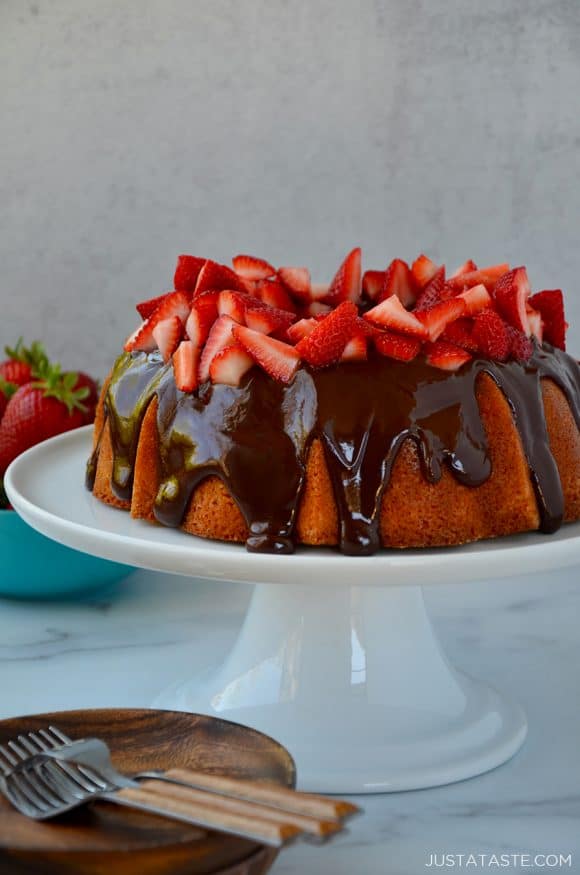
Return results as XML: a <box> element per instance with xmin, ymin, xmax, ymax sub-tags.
<box><xmin>6</xmin><ymin>427</ymin><xmax>580</xmax><ymax>794</ymax></box>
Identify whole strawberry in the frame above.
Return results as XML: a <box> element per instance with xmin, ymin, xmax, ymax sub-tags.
<box><xmin>0</xmin><ymin>379</ymin><xmax>17</xmax><ymax>423</ymax></box>
<box><xmin>0</xmin><ymin>369</ymin><xmax>89</xmax><ymax>476</ymax></box>
<box><xmin>0</xmin><ymin>339</ymin><xmax>48</xmax><ymax>387</ymax></box>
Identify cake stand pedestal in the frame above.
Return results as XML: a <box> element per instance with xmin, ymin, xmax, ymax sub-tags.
<box><xmin>7</xmin><ymin>427</ymin><xmax>580</xmax><ymax>794</ymax></box>
<box><xmin>155</xmin><ymin>581</ymin><xmax>526</xmax><ymax>793</ymax></box>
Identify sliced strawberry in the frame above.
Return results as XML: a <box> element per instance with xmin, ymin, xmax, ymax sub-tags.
<box><xmin>374</xmin><ymin>331</ymin><xmax>422</xmax><ymax>362</ymax></box>
<box><xmin>327</xmin><ymin>247</ymin><xmax>362</xmax><ymax>304</ymax></box>
<box><xmin>472</xmin><ymin>310</ymin><xmax>510</xmax><ymax>361</ymax></box>
<box><xmin>232</xmin><ymin>254</ymin><xmax>276</xmax><ymax>281</ymax></box>
<box><xmin>529</xmin><ymin>289</ymin><xmax>566</xmax><ymax>350</ymax></box>
<box><xmin>450</xmin><ymin>259</ymin><xmax>478</xmax><ymax>278</ymax></box>
<box><xmin>379</xmin><ymin>259</ymin><xmax>416</xmax><ymax>307</ymax></box>
<box><xmin>526</xmin><ymin>306</ymin><xmax>544</xmax><ymax>344</ymax></box>
<box><xmin>506</xmin><ymin>325</ymin><xmax>534</xmax><ymax>362</ymax></box>
<box><xmin>198</xmin><ymin>316</ymin><xmax>237</xmax><ymax>382</ymax></box>
<box><xmin>417</xmin><ymin>298</ymin><xmax>466</xmax><ymax>342</ymax></box>
<box><xmin>295</xmin><ymin>301</ymin><xmax>360</xmax><ymax>367</ymax></box>
<box><xmin>245</xmin><ymin>305</ymin><xmax>296</xmax><ymax>335</ymax></box>
<box><xmin>124</xmin><ymin>321</ymin><xmax>155</xmax><ymax>353</ymax></box>
<box><xmin>185</xmin><ymin>291</ymin><xmax>219</xmax><ymax>346</ymax></box>
<box><xmin>172</xmin><ymin>340</ymin><xmax>200</xmax><ymax>392</ymax></box>
<box><xmin>152</xmin><ymin>315</ymin><xmax>182</xmax><ymax>362</ymax></box>
<box><xmin>458</xmin><ymin>283</ymin><xmax>492</xmax><ymax>316</ymax></box>
<box><xmin>287</xmin><ymin>318</ymin><xmax>317</xmax><ymax>344</ymax></box>
<box><xmin>277</xmin><ymin>266</ymin><xmax>311</xmax><ymax>299</ymax></box>
<box><xmin>362</xmin><ymin>270</ymin><xmax>385</xmax><ymax>302</ymax></box>
<box><xmin>218</xmin><ymin>290</ymin><xmax>252</xmax><ymax>324</ymax></box>
<box><xmin>194</xmin><ymin>260</ymin><xmax>247</xmax><ymax>296</ymax></box>
<box><xmin>446</xmin><ymin>263</ymin><xmax>510</xmax><ymax>293</ymax></box>
<box><xmin>256</xmin><ymin>279</ymin><xmax>297</xmax><ymax>313</ymax></box>
<box><xmin>233</xmin><ymin>325</ymin><xmax>300</xmax><ymax>384</ymax></box>
<box><xmin>136</xmin><ymin>292</ymin><xmax>170</xmax><ymax>320</ymax></box>
<box><xmin>209</xmin><ymin>344</ymin><xmax>254</xmax><ymax>386</ymax></box>
<box><xmin>414</xmin><ymin>266</ymin><xmax>446</xmax><ymax>311</ymax></box>
<box><xmin>493</xmin><ymin>266</ymin><xmax>530</xmax><ymax>334</ymax></box>
<box><xmin>310</xmin><ymin>283</ymin><xmax>331</xmax><ymax>300</ymax></box>
<box><xmin>411</xmin><ymin>254</ymin><xmax>440</xmax><ymax>289</ymax></box>
<box><xmin>125</xmin><ymin>291</ymin><xmax>190</xmax><ymax>352</ymax></box>
<box><xmin>364</xmin><ymin>295</ymin><xmax>428</xmax><ymax>339</ymax></box>
<box><xmin>426</xmin><ymin>341</ymin><xmax>472</xmax><ymax>371</ymax></box>
<box><xmin>341</xmin><ymin>335</ymin><xmax>367</xmax><ymax>361</ymax></box>
<box><xmin>302</xmin><ymin>301</ymin><xmax>333</xmax><ymax>317</ymax></box>
<box><xmin>174</xmin><ymin>255</ymin><xmax>206</xmax><ymax>295</ymax></box>
<box><xmin>441</xmin><ymin>317</ymin><xmax>479</xmax><ymax>353</ymax></box>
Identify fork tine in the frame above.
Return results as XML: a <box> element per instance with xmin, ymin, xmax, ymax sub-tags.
<box><xmin>17</xmin><ymin>735</ymin><xmax>40</xmax><ymax>757</ymax></box>
<box><xmin>5</xmin><ymin>740</ymin><xmax>72</xmax><ymax>809</ymax></box>
<box><xmin>7</xmin><ymin>739</ymin><xmax>29</xmax><ymax>761</ymax></box>
<box><xmin>1</xmin><ymin>761</ymin><xmax>52</xmax><ymax>813</ymax></box>
<box><xmin>2</xmin><ymin>780</ymin><xmax>43</xmax><ymax>818</ymax></box>
<box><xmin>27</xmin><ymin>732</ymin><xmax>101</xmax><ymax>794</ymax></box>
<box><xmin>41</xmin><ymin>727</ymin><xmax>110</xmax><ymax>791</ymax></box>
<box><xmin>47</xmin><ymin>726</ymin><xmax>72</xmax><ymax>745</ymax></box>
<box><xmin>0</xmin><ymin>745</ymin><xmax>18</xmax><ymax>773</ymax></box>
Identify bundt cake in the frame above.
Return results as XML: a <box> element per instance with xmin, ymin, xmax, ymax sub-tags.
<box><xmin>87</xmin><ymin>250</ymin><xmax>580</xmax><ymax>555</ymax></box>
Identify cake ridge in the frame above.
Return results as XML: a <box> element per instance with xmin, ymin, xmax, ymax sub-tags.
<box><xmin>88</xmin><ymin>345</ymin><xmax>580</xmax><ymax>555</ymax></box>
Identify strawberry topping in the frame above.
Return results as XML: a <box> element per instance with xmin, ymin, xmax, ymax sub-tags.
<box><xmin>174</xmin><ymin>255</ymin><xmax>206</xmax><ymax>295</ymax></box>
<box><xmin>296</xmin><ymin>301</ymin><xmax>360</xmax><ymax>367</ymax></box>
<box><xmin>209</xmin><ymin>344</ymin><xmax>255</xmax><ymax>386</ymax></box>
<box><xmin>415</xmin><ymin>266</ymin><xmax>447</xmax><ymax>311</ymax></box>
<box><xmin>122</xmin><ymin>250</ymin><xmax>570</xmax><ymax>390</ymax></box>
<box><xmin>411</xmin><ymin>254</ymin><xmax>440</xmax><ymax>289</ymax></box>
<box><xmin>417</xmin><ymin>298</ymin><xmax>466</xmax><ymax>342</ymax></box>
<box><xmin>374</xmin><ymin>331</ymin><xmax>422</xmax><ymax>362</ymax></box>
<box><xmin>233</xmin><ymin>325</ymin><xmax>300</xmax><ymax>384</ymax></box>
<box><xmin>327</xmin><ymin>247</ymin><xmax>362</xmax><ymax>304</ymax></box>
<box><xmin>529</xmin><ymin>290</ymin><xmax>566</xmax><ymax>350</ymax></box>
<box><xmin>152</xmin><ymin>315</ymin><xmax>183</xmax><ymax>363</ymax></box>
<box><xmin>493</xmin><ymin>267</ymin><xmax>531</xmax><ymax>335</ymax></box>
<box><xmin>341</xmin><ymin>335</ymin><xmax>367</xmax><ymax>362</ymax></box>
<box><xmin>173</xmin><ymin>341</ymin><xmax>200</xmax><ymax>393</ymax></box>
<box><xmin>379</xmin><ymin>259</ymin><xmax>416</xmax><ymax>307</ymax></box>
<box><xmin>362</xmin><ymin>270</ymin><xmax>386</xmax><ymax>302</ymax></box>
<box><xmin>194</xmin><ymin>260</ymin><xmax>247</xmax><ymax>296</ymax></box>
<box><xmin>277</xmin><ymin>266</ymin><xmax>311</xmax><ymax>298</ymax></box>
<box><xmin>426</xmin><ymin>341</ymin><xmax>473</xmax><ymax>371</ymax></box>
<box><xmin>233</xmin><ymin>254</ymin><xmax>276</xmax><ymax>281</ymax></box>
<box><xmin>364</xmin><ymin>295</ymin><xmax>428</xmax><ymax>339</ymax></box>
<box><xmin>472</xmin><ymin>311</ymin><xmax>510</xmax><ymax>362</ymax></box>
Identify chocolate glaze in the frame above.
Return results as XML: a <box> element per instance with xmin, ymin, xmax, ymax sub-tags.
<box><xmin>87</xmin><ymin>345</ymin><xmax>580</xmax><ymax>555</ymax></box>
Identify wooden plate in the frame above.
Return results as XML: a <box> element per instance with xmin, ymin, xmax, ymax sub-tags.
<box><xmin>0</xmin><ymin>708</ymin><xmax>296</xmax><ymax>875</ymax></box>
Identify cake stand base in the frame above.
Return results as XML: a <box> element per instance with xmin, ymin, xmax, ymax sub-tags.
<box><xmin>155</xmin><ymin>582</ymin><xmax>527</xmax><ymax>794</ymax></box>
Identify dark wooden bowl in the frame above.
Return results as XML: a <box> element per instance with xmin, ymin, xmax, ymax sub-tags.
<box><xmin>0</xmin><ymin>708</ymin><xmax>296</xmax><ymax>875</ymax></box>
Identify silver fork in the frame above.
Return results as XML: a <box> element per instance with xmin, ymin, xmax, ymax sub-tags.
<box><xmin>0</xmin><ymin>732</ymin><xmax>121</xmax><ymax>819</ymax></box>
<box><xmin>0</xmin><ymin>728</ymin><xmax>304</xmax><ymax>846</ymax></box>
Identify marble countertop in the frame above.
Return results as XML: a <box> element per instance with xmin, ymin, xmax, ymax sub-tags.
<box><xmin>1</xmin><ymin>566</ymin><xmax>579</xmax><ymax>874</ymax></box>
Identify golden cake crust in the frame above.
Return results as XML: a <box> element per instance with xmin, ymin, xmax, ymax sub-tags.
<box><xmin>90</xmin><ymin>370</ymin><xmax>580</xmax><ymax>549</ymax></box>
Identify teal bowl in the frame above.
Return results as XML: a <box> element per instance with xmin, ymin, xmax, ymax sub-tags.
<box><xmin>0</xmin><ymin>509</ymin><xmax>133</xmax><ymax>599</ymax></box>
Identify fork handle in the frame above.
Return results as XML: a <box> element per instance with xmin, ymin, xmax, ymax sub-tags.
<box><xmin>159</xmin><ymin>768</ymin><xmax>358</xmax><ymax>820</ymax></box>
<box><xmin>108</xmin><ymin>786</ymin><xmax>300</xmax><ymax>847</ymax></box>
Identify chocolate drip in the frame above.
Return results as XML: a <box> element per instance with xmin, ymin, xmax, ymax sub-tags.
<box><xmin>87</xmin><ymin>344</ymin><xmax>580</xmax><ymax>555</ymax></box>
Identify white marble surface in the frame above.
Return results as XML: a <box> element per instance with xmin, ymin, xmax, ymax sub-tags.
<box><xmin>0</xmin><ymin>567</ymin><xmax>579</xmax><ymax>873</ymax></box>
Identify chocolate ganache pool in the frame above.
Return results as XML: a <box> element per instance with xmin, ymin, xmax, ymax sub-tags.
<box><xmin>87</xmin><ymin>345</ymin><xmax>580</xmax><ymax>555</ymax></box>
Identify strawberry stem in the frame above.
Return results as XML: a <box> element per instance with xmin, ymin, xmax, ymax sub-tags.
<box><xmin>31</xmin><ymin>368</ymin><xmax>89</xmax><ymax>414</ymax></box>
<box><xmin>0</xmin><ymin>379</ymin><xmax>18</xmax><ymax>401</ymax></box>
<box><xmin>4</xmin><ymin>338</ymin><xmax>50</xmax><ymax>379</ymax></box>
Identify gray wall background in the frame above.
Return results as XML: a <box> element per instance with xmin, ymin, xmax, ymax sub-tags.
<box><xmin>2</xmin><ymin>0</ymin><xmax>580</xmax><ymax>378</ymax></box>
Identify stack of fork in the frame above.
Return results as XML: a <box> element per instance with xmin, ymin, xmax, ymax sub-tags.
<box><xmin>0</xmin><ymin>726</ymin><xmax>358</xmax><ymax>848</ymax></box>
